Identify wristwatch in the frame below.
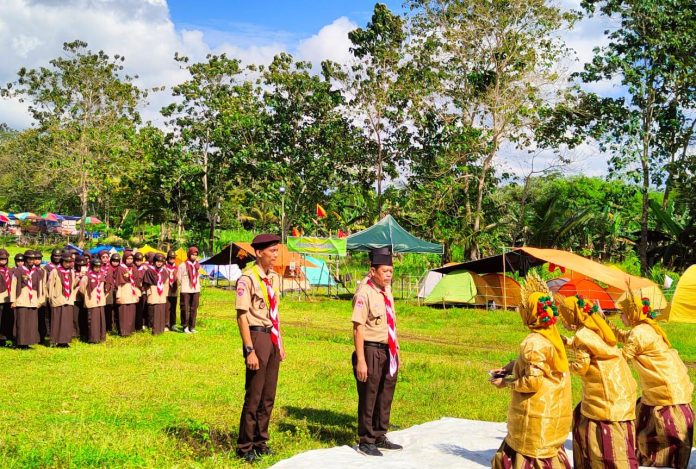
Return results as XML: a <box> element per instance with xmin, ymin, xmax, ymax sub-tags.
<box><xmin>243</xmin><ymin>345</ymin><xmax>254</xmax><ymax>357</ymax></box>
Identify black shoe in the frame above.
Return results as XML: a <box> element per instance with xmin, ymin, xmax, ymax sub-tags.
<box><xmin>376</xmin><ymin>437</ymin><xmax>403</xmax><ymax>451</ymax></box>
<box><xmin>357</xmin><ymin>443</ymin><xmax>383</xmax><ymax>456</ymax></box>
<box><xmin>236</xmin><ymin>449</ymin><xmax>257</xmax><ymax>463</ymax></box>
<box><xmin>254</xmin><ymin>446</ymin><xmax>274</xmax><ymax>456</ymax></box>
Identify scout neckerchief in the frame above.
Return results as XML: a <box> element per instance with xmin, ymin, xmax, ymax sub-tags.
<box><xmin>88</xmin><ymin>269</ymin><xmax>103</xmax><ymax>303</ymax></box>
<box><xmin>121</xmin><ymin>263</ymin><xmax>137</xmax><ymax>296</ymax></box>
<box><xmin>0</xmin><ymin>265</ymin><xmax>10</xmax><ymax>293</ymax></box>
<box><xmin>252</xmin><ymin>265</ymin><xmax>281</xmax><ymax>348</ymax></box>
<box><xmin>186</xmin><ymin>260</ymin><xmax>199</xmax><ymax>289</ymax></box>
<box><xmin>165</xmin><ymin>262</ymin><xmax>177</xmax><ymax>287</ymax></box>
<box><xmin>57</xmin><ymin>266</ymin><xmax>72</xmax><ymax>300</ymax></box>
<box><xmin>367</xmin><ymin>278</ymin><xmax>398</xmax><ymax>377</ymax></box>
<box><xmin>154</xmin><ymin>266</ymin><xmax>164</xmax><ymax>296</ymax></box>
<box><xmin>20</xmin><ymin>266</ymin><xmax>34</xmax><ymax>301</ymax></box>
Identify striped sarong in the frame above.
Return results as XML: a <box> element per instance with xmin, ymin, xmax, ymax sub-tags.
<box><xmin>492</xmin><ymin>439</ymin><xmax>571</xmax><ymax>469</ymax></box>
<box><xmin>636</xmin><ymin>399</ymin><xmax>694</xmax><ymax>469</ymax></box>
<box><xmin>572</xmin><ymin>403</ymin><xmax>639</xmax><ymax>469</ymax></box>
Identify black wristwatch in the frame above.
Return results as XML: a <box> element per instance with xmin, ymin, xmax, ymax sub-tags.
<box><xmin>243</xmin><ymin>345</ymin><xmax>254</xmax><ymax>357</ymax></box>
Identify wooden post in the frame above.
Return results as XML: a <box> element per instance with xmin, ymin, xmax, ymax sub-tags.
<box><xmin>503</xmin><ymin>247</ymin><xmax>508</xmax><ymax>311</ymax></box>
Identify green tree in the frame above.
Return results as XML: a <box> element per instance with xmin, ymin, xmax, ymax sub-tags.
<box><xmin>3</xmin><ymin>40</ymin><xmax>145</xmax><ymax>245</ymax></box>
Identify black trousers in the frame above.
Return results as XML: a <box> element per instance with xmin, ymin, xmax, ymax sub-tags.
<box><xmin>180</xmin><ymin>292</ymin><xmax>200</xmax><ymax>329</ymax></box>
<box><xmin>352</xmin><ymin>346</ymin><xmax>398</xmax><ymax>445</ymax></box>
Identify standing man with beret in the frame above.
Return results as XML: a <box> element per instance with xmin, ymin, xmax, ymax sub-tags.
<box><xmin>351</xmin><ymin>247</ymin><xmax>403</xmax><ymax>456</ymax></box>
<box><xmin>178</xmin><ymin>246</ymin><xmax>201</xmax><ymax>334</ymax></box>
<box><xmin>235</xmin><ymin>234</ymin><xmax>286</xmax><ymax>462</ymax></box>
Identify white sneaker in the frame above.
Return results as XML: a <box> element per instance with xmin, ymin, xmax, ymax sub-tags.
<box><xmin>164</xmin><ymin>327</ymin><xmax>170</xmax><ymax>332</ymax></box>
<box><xmin>184</xmin><ymin>327</ymin><xmax>191</xmax><ymax>334</ymax></box>
<box><xmin>190</xmin><ymin>328</ymin><xmax>197</xmax><ymax>333</ymax></box>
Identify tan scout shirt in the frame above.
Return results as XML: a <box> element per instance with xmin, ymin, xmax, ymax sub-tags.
<box><xmin>47</xmin><ymin>268</ymin><xmax>79</xmax><ymax>307</ymax></box>
<box><xmin>10</xmin><ymin>268</ymin><xmax>41</xmax><ymax>308</ymax></box>
<box><xmin>177</xmin><ymin>261</ymin><xmax>201</xmax><ymax>294</ymax></box>
<box><xmin>351</xmin><ymin>276</ymin><xmax>393</xmax><ymax>344</ymax></box>
<box><xmin>0</xmin><ymin>266</ymin><xmax>13</xmax><ymax>303</ymax></box>
<box><xmin>143</xmin><ymin>267</ymin><xmax>169</xmax><ymax>305</ymax></box>
<box><xmin>115</xmin><ymin>265</ymin><xmax>141</xmax><ymax>305</ymax></box>
<box><xmin>165</xmin><ymin>263</ymin><xmax>178</xmax><ymax>297</ymax></box>
<box><xmin>79</xmin><ymin>275</ymin><xmax>107</xmax><ymax>309</ymax></box>
<box><xmin>235</xmin><ymin>264</ymin><xmax>280</xmax><ymax>328</ymax></box>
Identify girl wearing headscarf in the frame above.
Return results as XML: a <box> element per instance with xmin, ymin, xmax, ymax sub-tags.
<box><xmin>612</xmin><ymin>295</ymin><xmax>694</xmax><ymax>469</ymax></box>
<box><xmin>142</xmin><ymin>253</ymin><xmax>169</xmax><ymax>335</ymax></box>
<box><xmin>9</xmin><ymin>250</ymin><xmax>42</xmax><ymax>348</ymax></box>
<box><xmin>79</xmin><ymin>258</ymin><xmax>107</xmax><ymax>343</ymax></box>
<box><xmin>490</xmin><ymin>273</ymin><xmax>572</xmax><ymax>469</ymax></box>
<box><xmin>115</xmin><ymin>252</ymin><xmax>140</xmax><ymax>336</ymax></box>
<box><xmin>557</xmin><ymin>294</ymin><xmax>638</xmax><ymax>469</ymax></box>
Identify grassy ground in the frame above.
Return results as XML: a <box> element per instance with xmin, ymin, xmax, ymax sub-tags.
<box><xmin>1</xmin><ymin>288</ymin><xmax>695</xmax><ymax>468</ymax></box>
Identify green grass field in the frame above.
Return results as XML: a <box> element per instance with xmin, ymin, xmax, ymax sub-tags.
<box><xmin>1</xmin><ymin>288</ymin><xmax>695</xmax><ymax>468</ymax></box>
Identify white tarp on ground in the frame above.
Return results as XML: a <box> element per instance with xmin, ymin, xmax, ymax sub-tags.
<box><xmin>272</xmin><ymin>417</ymin><xmax>696</xmax><ymax>469</ymax></box>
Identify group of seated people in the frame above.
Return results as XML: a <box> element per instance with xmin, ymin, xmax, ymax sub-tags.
<box><xmin>491</xmin><ymin>272</ymin><xmax>694</xmax><ymax>469</ymax></box>
<box><xmin>0</xmin><ymin>246</ymin><xmax>203</xmax><ymax>348</ymax></box>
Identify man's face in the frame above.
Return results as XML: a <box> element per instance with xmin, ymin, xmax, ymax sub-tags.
<box><xmin>256</xmin><ymin>245</ymin><xmax>279</xmax><ymax>268</ymax></box>
<box><xmin>370</xmin><ymin>265</ymin><xmax>394</xmax><ymax>288</ymax></box>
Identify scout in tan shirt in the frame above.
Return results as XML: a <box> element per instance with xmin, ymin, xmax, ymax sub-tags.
<box><xmin>10</xmin><ymin>250</ymin><xmax>42</xmax><ymax>347</ymax></box>
<box><xmin>79</xmin><ymin>258</ymin><xmax>107</xmax><ymax>343</ymax></box>
<box><xmin>0</xmin><ymin>249</ymin><xmax>12</xmax><ymax>344</ymax></box>
<box><xmin>47</xmin><ymin>253</ymin><xmax>78</xmax><ymax>346</ymax></box>
<box><xmin>351</xmin><ymin>247</ymin><xmax>402</xmax><ymax>457</ymax></box>
<box><xmin>235</xmin><ymin>234</ymin><xmax>285</xmax><ymax>463</ymax></box>
<box><xmin>142</xmin><ymin>253</ymin><xmax>169</xmax><ymax>335</ymax></box>
<box><xmin>164</xmin><ymin>250</ymin><xmax>178</xmax><ymax>331</ymax></box>
<box><xmin>177</xmin><ymin>246</ymin><xmax>201</xmax><ymax>333</ymax></box>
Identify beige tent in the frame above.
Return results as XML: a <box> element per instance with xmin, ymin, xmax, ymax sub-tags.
<box><xmin>667</xmin><ymin>265</ymin><xmax>696</xmax><ymax>323</ymax></box>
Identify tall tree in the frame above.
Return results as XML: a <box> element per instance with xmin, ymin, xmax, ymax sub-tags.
<box><xmin>161</xmin><ymin>53</ymin><xmax>265</xmax><ymax>252</ymax></box>
<box><xmin>3</xmin><ymin>40</ymin><xmax>144</xmax><ymax>245</ymax></box>
<box><xmin>337</xmin><ymin>3</ymin><xmax>409</xmax><ymax>217</ymax></box>
<box><xmin>408</xmin><ymin>0</ymin><xmax>575</xmax><ymax>258</ymax></box>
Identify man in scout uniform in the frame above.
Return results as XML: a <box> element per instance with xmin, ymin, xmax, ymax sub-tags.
<box><xmin>235</xmin><ymin>234</ymin><xmax>286</xmax><ymax>462</ymax></box>
<box><xmin>164</xmin><ymin>250</ymin><xmax>178</xmax><ymax>331</ymax></box>
<box><xmin>0</xmin><ymin>249</ymin><xmax>11</xmax><ymax>346</ymax></box>
<box><xmin>177</xmin><ymin>246</ymin><xmax>201</xmax><ymax>334</ymax></box>
<box><xmin>351</xmin><ymin>247</ymin><xmax>403</xmax><ymax>456</ymax></box>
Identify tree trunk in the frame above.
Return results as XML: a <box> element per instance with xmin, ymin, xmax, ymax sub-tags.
<box><xmin>78</xmin><ymin>169</ymin><xmax>88</xmax><ymax>248</ymax></box>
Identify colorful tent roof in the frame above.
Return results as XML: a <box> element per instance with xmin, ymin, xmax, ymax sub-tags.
<box><xmin>557</xmin><ymin>278</ymin><xmax>616</xmax><ymax>310</ymax></box>
<box><xmin>667</xmin><ymin>265</ymin><xmax>696</xmax><ymax>323</ymax></box>
<box><xmin>138</xmin><ymin>244</ymin><xmax>166</xmax><ymax>256</ymax></box>
<box><xmin>202</xmin><ymin>243</ymin><xmax>318</xmax><ymax>277</ymax></box>
<box><xmin>347</xmin><ymin>215</ymin><xmax>443</xmax><ymax>254</ymax></box>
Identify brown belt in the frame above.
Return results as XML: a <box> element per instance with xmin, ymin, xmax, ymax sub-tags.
<box><xmin>364</xmin><ymin>341</ymin><xmax>389</xmax><ymax>350</ymax></box>
<box><xmin>249</xmin><ymin>326</ymin><xmax>272</xmax><ymax>333</ymax></box>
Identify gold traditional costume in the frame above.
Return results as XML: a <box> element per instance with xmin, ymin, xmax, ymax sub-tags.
<box><xmin>613</xmin><ymin>295</ymin><xmax>694</xmax><ymax>469</ymax></box>
<box><xmin>492</xmin><ymin>273</ymin><xmax>572</xmax><ymax>469</ymax></box>
<box><xmin>558</xmin><ymin>295</ymin><xmax>638</xmax><ymax>469</ymax></box>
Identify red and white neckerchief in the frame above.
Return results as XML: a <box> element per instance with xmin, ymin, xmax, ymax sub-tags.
<box><xmin>122</xmin><ymin>264</ymin><xmax>137</xmax><ymax>296</ymax></box>
<box><xmin>0</xmin><ymin>265</ymin><xmax>10</xmax><ymax>292</ymax></box>
<box><xmin>88</xmin><ymin>270</ymin><xmax>103</xmax><ymax>303</ymax></box>
<box><xmin>368</xmin><ymin>279</ymin><xmax>399</xmax><ymax>377</ymax></box>
<box><xmin>252</xmin><ymin>266</ymin><xmax>281</xmax><ymax>348</ymax></box>
<box><xmin>154</xmin><ymin>267</ymin><xmax>164</xmax><ymax>296</ymax></box>
<box><xmin>57</xmin><ymin>266</ymin><xmax>72</xmax><ymax>300</ymax></box>
<box><xmin>165</xmin><ymin>262</ymin><xmax>176</xmax><ymax>286</ymax></box>
<box><xmin>186</xmin><ymin>260</ymin><xmax>199</xmax><ymax>289</ymax></box>
<box><xmin>21</xmin><ymin>266</ymin><xmax>34</xmax><ymax>301</ymax></box>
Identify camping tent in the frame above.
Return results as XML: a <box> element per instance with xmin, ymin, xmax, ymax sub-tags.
<box><xmin>347</xmin><ymin>215</ymin><xmax>443</xmax><ymax>254</ymax></box>
<box><xmin>475</xmin><ymin>273</ymin><xmax>522</xmax><ymax>308</ymax></box>
<box><xmin>303</xmin><ymin>255</ymin><xmax>336</xmax><ymax>287</ymax></box>
<box><xmin>668</xmin><ymin>265</ymin><xmax>696</xmax><ymax>323</ymax></box>
<box><xmin>424</xmin><ymin>271</ymin><xmax>477</xmax><ymax>306</ymax></box>
<box><xmin>201</xmin><ymin>261</ymin><xmax>242</xmax><ymax>282</ymax></box>
<box><xmin>547</xmin><ymin>277</ymin><xmax>569</xmax><ymax>293</ymax></box>
<box><xmin>417</xmin><ymin>270</ymin><xmax>444</xmax><ymax>299</ymax></box>
<box><xmin>87</xmin><ymin>245</ymin><xmax>124</xmax><ymax>255</ymax></box>
<box><xmin>434</xmin><ymin>246</ymin><xmax>664</xmax><ymax>308</ymax></box>
<box><xmin>139</xmin><ymin>244</ymin><xmax>166</xmax><ymax>256</ymax></box>
<box><xmin>557</xmin><ymin>278</ymin><xmax>616</xmax><ymax>310</ymax></box>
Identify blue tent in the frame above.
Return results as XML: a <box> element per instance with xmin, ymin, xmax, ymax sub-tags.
<box><xmin>64</xmin><ymin>243</ymin><xmax>83</xmax><ymax>255</ymax></box>
<box><xmin>303</xmin><ymin>255</ymin><xmax>336</xmax><ymax>286</ymax></box>
<box><xmin>88</xmin><ymin>245</ymin><xmax>124</xmax><ymax>255</ymax></box>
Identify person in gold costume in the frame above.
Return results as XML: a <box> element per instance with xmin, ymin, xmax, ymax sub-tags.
<box><xmin>612</xmin><ymin>295</ymin><xmax>694</xmax><ymax>469</ymax></box>
<box><xmin>557</xmin><ymin>294</ymin><xmax>638</xmax><ymax>469</ymax></box>
<box><xmin>490</xmin><ymin>273</ymin><xmax>572</xmax><ymax>469</ymax></box>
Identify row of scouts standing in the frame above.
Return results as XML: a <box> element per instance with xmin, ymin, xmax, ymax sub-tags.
<box><xmin>0</xmin><ymin>246</ymin><xmax>202</xmax><ymax>347</ymax></box>
<box><xmin>490</xmin><ymin>272</ymin><xmax>693</xmax><ymax>469</ymax></box>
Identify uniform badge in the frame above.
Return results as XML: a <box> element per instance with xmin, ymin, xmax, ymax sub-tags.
<box><xmin>356</xmin><ymin>297</ymin><xmax>365</xmax><ymax>309</ymax></box>
<box><xmin>236</xmin><ymin>280</ymin><xmax>246</xmax><ymax>297</ymax></box>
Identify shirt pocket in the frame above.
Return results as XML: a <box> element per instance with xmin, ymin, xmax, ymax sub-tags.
<box><xmin>368</xmin><ymin>308</ymin><xmax>384</xmax><ymax>325</ymax></box>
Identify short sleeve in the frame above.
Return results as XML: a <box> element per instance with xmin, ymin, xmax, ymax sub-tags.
<box><xmin>351</xmin><ymin>293</ymin><xmax>369</xmax><ymax>325</ymax></box>
<box><xmin>235</xmin><ymin>276</ymin><xmax>252</xmax><ymax>314</ymax></box>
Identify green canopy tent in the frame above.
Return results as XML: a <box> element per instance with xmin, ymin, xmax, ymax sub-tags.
<box><xmin>424</xmin><ymin>271</ymin><xmax>477</xmax><ymax>306</ymax></box>
<box><xmin>346</xmin><ymin>215</ymin><xmax>443</xmax><ymax>254</ymax></box>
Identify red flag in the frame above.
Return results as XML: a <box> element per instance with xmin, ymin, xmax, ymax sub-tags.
<box><xmin>291</xmin><ymin>227</ymin><xmax>300</xmax><ymax>237</ymax></box>
<box><xmin>337</xmin><ymin>229</ymin><xmax>347</xmax><ymax>238</ymax></box>
<box><xmin>316</xmin><ymin>204</ymin><xmax>327</xmax><ymax>218</ymax></box>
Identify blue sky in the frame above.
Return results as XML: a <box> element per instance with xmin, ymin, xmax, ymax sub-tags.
<box><xmin>168</xmin><ymin>0</ymin><xmax>403</xmax><ymax>40</ymax></box>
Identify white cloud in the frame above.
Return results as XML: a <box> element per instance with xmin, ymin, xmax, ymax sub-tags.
<box><xmin>296</xmin><ymin>17</ymin><xmax>357</xmax><ymax>66</ymax></box>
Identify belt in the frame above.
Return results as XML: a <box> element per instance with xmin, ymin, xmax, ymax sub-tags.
<box><xmin>249</xmin><ymin>326</ymin><xmax>272</xmax><ymax>333</ymax></box>
<box><xmin>364</xmin><ymin>341</ymin><xmax>389</xmax><ymax>350</ymax></box>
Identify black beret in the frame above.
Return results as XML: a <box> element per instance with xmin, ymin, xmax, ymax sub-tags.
<box><xmin>167</xmin><ymin>250</ymin><xmax>176</xmax><ymax>259</ymax></box>
<box><xmin>51</xmin><ymin>248</ymin><xmax>62</xmax><ymax>257</ymax></box>
<box><xmin>251</xmin><ymin>234</ymin><xmax>281</xmax><ymax>251</ymax></box>
<box><xmin>134</xmin><ymin>252</ymin><xmax>144</xmax><ymax>261</ymax></box>
<box><xmin>14</xmin><ymin>253</ymin><xmax>25</xmax><ymax>261</ymax></box>
<box><xmin>60</xmin><ymin>253</ymin><xmax>73</xmax><ymax>262</ymax></box>
<box><xmin>154</xmin><ymin>253</ymin><xmax>165</xmax><ymax>262</ymax></box>
<box><xmin>91</xmin><ymin>258</ymin><xmax>102</xmax><ymax>267</ymax></box>
<box><xmin>74</xmin><ymin>255</ymin><xmax>87</xmax><ymax>265</ymax></box>
<box><xmin>24</xmin><ymin>250</ymin><xmax>35</xmax><ymax>259</ymax></box>
<box><xmin>370</xmin><ymin>247</ymin><xmax>393</xmax><ymax>267</ymax></box>
<box><xmin>110</xmin><ymin>253</ymin><xmax>121</xmax><ymax>261</ymax></box>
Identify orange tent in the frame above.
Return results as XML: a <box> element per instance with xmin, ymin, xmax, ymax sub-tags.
<box><xmin>557</xmin><ymin>278</ymin><xmax>616</xmax><ymax>310</ymax></box>
<box><xmin>233</xmin><ymin>242</ymin><xmax>317</xmax><ymax>276</ymax></box>
<box><xmin>474</xmin><ymin>273</ymin><xmax>522</xmax><ymax>308</ymax></box>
